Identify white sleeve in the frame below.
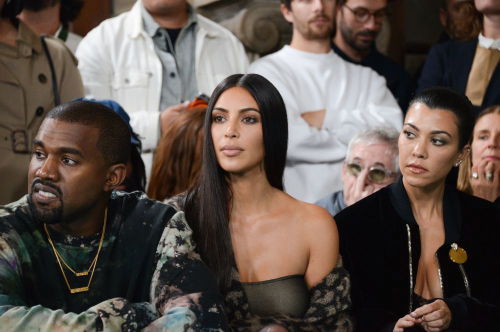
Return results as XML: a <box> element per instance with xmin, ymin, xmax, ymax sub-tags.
<box><xmin>250</xmin><ymin>59</ymin><xmax>402</xmax><ymax>164</ymax></box>
<box><xmin>76</xmin><ymin>28</ymin><xmax>160</xmax><ymax>152</ymax></box>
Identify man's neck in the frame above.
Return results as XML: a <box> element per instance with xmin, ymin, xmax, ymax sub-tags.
<box><xmin>289</xmin><ymin>31</ymin><xmax>331</xmax><ymax>54</ymax></box>
<box><xmin>148</xmin><ymin>6</ymin><xmax>189</xmax><ymax>29</ymax></box>
<box><xmin>483</xmin><ymin>14</ymin><xmax>500</xmax><ymax>40</ymax></box>
<box><xmin>49</xmin><ymin>201</ymin><xmax>108</xmax><ymax>237</ymax></box>
<box><xmin>0</xmin><ymin>17</ymin><xmax>18</xmax><ymax>46</ymax></box>
<box><xmin>18</xmin><ymin>5</ymin><xmax>61</xmax><ymax>36</ymax></box>
<box><xmin>333</xmin><ymin>33</ymin><xmax>366</xmax><ymax>62</ymax></box>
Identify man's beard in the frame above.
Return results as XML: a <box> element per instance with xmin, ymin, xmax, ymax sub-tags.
<box><xmin>28</xmin><ymin>180</ymin><xmax>63</xmax><ymax>225</ymax></box>
<box><xmin>340</xmin><ymin>21</ymin><xmax>377</xmax><ymax>53</ymax></box>
<box><xmin>298</xmin><ymin>16</ymin><xmax>333</xmax><ymax>41</ymax></box>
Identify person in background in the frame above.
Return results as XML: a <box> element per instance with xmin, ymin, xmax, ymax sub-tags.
<box><xmin>316</xmin><ymin>127</ymin><xmax>399</xmax><ymax>216</ymax></box>
<box><xmin>0</xmin><ymin>100</ymin><xmax>227</xmax><ymax>331</ymax></box>
<box><xmin>0</xmin><ymin>0</ymin><xmax>84</xmax><ymax>205</ymax></box>
<box><xmin>176</xmin><ymin>74</ymin><xmax>353</xmax><ymax>330</ymax></box>
<box><xmin>418</xmin><ymin>0</ymin><xmax>500</xmax><ymax>113</ymax></box>
<box><xmin>457</xmin><ymin>105</ymin><xmax>500</xmax><ymax>204</ymax></box>
<box><xmin>438</xmin><ymin>0</ymin><xmax>482</xmax><ymax>42</ymax></box>
<box><xmin>19</xmin><ymin>0</ymin><xmax>84</xmax><ymax>53</ymax></box>
<box><xmin>333</xmin><ymin>0</ymin><xmax>414</xmax><ymax>111</ymax></box>
<box><xmin>336</xmin><ymin>88</ymin><xmax>499</xmax><ymax>332</ymax></box>
<box><xmin>148</xmin><ymin>97</ymin><xmax>207</xmax><ymax>201</ymax></box>
<box><xmin>76</xmin><ymin>0</ymin><xmax>249</xmax><ymax>176</ymax></box>
<box><xmin>249</xmin><ymin>0</ymin><xmax>402</xmax><ymax>203</ymax></box>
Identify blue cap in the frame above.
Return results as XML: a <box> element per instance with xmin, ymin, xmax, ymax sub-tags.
<box><xmin>73</xmin><ymin>97</ymin><xmax>141</xmax><ymax>147</ymax></box>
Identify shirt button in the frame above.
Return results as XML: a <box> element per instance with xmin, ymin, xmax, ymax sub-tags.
<box><xmin>38</xmin><ymin>74</ymin><xmax>47</xmax><ymax>84</ymax></box>
<box><xmin>124</xmin><ymin>78</ymin><xmax>130</xmax><ymax>84</ymax></box>
<box><xmin>36</xmin><ymin>106</ymin><xmax>44</xmax><ymax>116</ymax></box>
<box><xmin>169</xmin><ymin>72</ymin><xmax>176</xmax><ymax>78</ymax></box>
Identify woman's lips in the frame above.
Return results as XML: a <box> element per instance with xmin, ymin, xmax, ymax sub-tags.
<box><xmin>406</xmin><ymin>163</ymin><xmax>428</xmax><ymax>174</ymax></box>
<box><xmin>221</xmin><ymin>146</ymin><xmax>243</xmax><ymax>157</ymax></box>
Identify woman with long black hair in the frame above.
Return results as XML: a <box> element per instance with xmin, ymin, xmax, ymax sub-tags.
<box><xmin>179</xmin><ymin>74</ymin><xmax>352</xmax><ymax>331</ymax></box>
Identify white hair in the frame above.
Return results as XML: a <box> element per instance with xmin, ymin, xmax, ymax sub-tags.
<box><xmin>345</xmin><ymin>127</ymin><xmax>400</xmax><ymax>173</ymax></box>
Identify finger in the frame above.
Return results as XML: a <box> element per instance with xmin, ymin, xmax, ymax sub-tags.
<box><xmin>411</xmin><ymin>302</ymin><xmax>437</xmax><ymax>317</ymax></box>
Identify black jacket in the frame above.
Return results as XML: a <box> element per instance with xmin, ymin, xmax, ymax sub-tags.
<box><xmin>336</xmin><ymin>179</ymin><xmax>500</xmax><ymax>331</ymax></box>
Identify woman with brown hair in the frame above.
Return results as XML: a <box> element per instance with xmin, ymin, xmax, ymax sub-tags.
<box><xmin>147</xmin><ymin>98</ymin><xmax>207</xmax><ymax>201</ymax></box>
<box><xmin>457</xmin><ymin>105</ymin><xmax>500</xmax><ymax>204</ymax></box>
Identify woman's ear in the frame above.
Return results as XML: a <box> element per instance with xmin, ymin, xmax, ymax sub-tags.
<box><xmin>103</xmin><ymin>163</ymin><xmax>127</xmax><ymax>192</ymax></box>
<box><xmin>456</xmin><ymin>145</ymin><xmax>471</xmax><ymax>166</ymax></box>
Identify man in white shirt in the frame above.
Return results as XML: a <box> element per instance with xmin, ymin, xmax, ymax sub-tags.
<box><xmin>249</xmin><ymin>0</ymin><xmax>402</xmax><ymax>203</ymax></box>
<box><xmin>76</xmin><ymin>0</ymin><xmax>248</xmax><ymax>174</ymax></box>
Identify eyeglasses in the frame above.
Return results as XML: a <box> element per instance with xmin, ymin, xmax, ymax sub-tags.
<box><xmin>346</xmin><ymin>162</ymin><xmax>395</xmax><ymax>183</ymax></box>
<box><xmin>342</xmin><ymin>5</ymin><xmax>387</xmax><ymax>23</ymax></box>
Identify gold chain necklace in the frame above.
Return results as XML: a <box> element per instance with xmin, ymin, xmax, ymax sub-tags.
<box><xmin>44</xmin><ymin>209</ymin><xmax>107</xmax><ymax>294</ymax></box>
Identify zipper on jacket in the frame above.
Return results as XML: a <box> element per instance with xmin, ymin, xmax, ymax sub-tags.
<box><xmin>405</xmin><ymin>224</ymin><xmax>413</xmax><ymax>313</ymax></box>
<box><xmin>435</xmin><ymin>252</ymin><xmax>444</xmax><ymax>297</ymax></box>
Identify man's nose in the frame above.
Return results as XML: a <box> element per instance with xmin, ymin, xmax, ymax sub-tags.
<box><xmin>35</xmin><ymin>157</ymin><xmax>58</xmax><ymax>181</ymax></box>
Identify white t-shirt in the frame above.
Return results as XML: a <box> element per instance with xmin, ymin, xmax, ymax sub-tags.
<box><xmin>249</xmin><ymin>45</ymin><xmax>402</xmax><ymax>202</ymax></box>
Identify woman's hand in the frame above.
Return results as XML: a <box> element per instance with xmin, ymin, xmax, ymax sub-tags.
<box><xmin>259</xmin><ymin>324</ymin><xmax>288</xmax><ymax>332</ymax></box>
<box><xmin>470</xmin><ymin>159</ymin><xmax>500</xmax><ymax>202</ymax></box>
<box><xmin>393</xmin><ymin>314</ymin><xmax>419</xmax><ymax>332</ymax></box>
<box><xmin>410</xmin><ymin>299</ymin><xmax>451</xmax><ymax>332</ymax></box>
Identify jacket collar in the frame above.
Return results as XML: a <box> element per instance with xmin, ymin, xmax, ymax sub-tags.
<box><xmin>389</xmin><ymin>177</ymin><xmax>462</xmax><ymax>244</ymax></box>
<box><xmin>16</xmin><ymin>21</ymin><xmax>42</xmax><ymax>56</ymax></box>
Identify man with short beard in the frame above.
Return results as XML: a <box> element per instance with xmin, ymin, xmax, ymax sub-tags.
<box><xmin>333</xmin><ymin>0</ymin><xmax>414</xmax><ymax>111</ymax></box>
<box><xmin>249</xmin><ymin>0</ymin><xmax>402</xmax><ymax>203</ymax></box>
<box><xmin>0</xmin><ymin>101</ymin><xmax>227</xmax><ymax>331</ymax></box>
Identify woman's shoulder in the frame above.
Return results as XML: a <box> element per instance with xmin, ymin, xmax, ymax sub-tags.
<box><xmin>281</xmin><ymin>192</ymin><xmax>337</xmax><ymax>228</ymax></box>
<box><xmin>335</xmin><ymin>186</ymin><xmax>390</xmax><ymax>223</ymax></box>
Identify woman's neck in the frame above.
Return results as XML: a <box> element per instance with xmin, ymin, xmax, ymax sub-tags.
<box><xmin>229</xmin><ymin>171</ymin><xmax>277</xmax><ymax>222</ymax></box>
<box><xmin>18</xmin><ymin>5</ymin><xmax>61</xmax><ymax>36</ymax></box>
<box><xmin>403</xmin><ymin>178</ymin><xmax>446</xmax><ymax>225</ymax></box>
<box><xmin>0</xmin><ymin>17</ymin><xmax>18</xmax><ymax>47</ymax></box>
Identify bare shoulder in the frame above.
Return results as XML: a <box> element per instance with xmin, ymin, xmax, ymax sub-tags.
<box><xmin>281</xmin><ymin>192</ymin><xmax>338</xmax><ymax>238</ymax></box>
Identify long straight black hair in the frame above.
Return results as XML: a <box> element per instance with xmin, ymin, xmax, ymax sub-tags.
<box><xmin>185</xmin><ymin>74</ymin><xmax>288</xmax><ymax>290</ymax></box>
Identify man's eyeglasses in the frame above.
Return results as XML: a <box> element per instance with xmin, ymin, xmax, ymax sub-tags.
<box><xmin>343</xmin><ymin>5</ymin><xmax>387</xmax><ymax>23</ymax></box>
<box><xmin>346</xmin><ymin>162</ymin><xmax>395</xmax><ymax>183</ymax></box>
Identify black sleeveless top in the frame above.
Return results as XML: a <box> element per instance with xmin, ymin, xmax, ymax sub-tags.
<box><xmin>241</xmin><ymin>274</ymin><xmax>309</xmax><ymax>318</ymax></box>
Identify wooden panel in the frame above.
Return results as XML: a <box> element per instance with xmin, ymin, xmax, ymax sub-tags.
<box><xmin>72</xmin><ymin>0</ymin><xmax>112</xmax><ymax>37</ymax></box>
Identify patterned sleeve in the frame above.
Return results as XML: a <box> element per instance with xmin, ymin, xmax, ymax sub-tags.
<box><xmin>143</xmin><ymin>211</ymin><xmax>228</xmax><ymax>331</ymax></box>
<box><xmin>224</xmin><ymin>263</ymin><xmax>354</xmax><ymax>332</ymax></box>
<box><xmin>0</xmin><ymin>227</ymin><xmax>101</xmax><ymax>331</ymax></box>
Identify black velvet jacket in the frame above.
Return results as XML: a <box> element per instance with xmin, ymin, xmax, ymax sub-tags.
<box><xmin>335</xmin><ymin>179</ymin><xmax>499</xmax><ymax>332</ymax></box>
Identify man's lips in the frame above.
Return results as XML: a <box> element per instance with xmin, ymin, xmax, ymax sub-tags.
<box><xmin>310</xmin><ymin>16</ymin><xmax>329</xmax><ymax>24</ymax></box>
<box><xmin>406</xmin><ymin>163</ymin><xmax>428</xmax><ymax>174</ymax></box>
<box><xmin>32</xmin><ymin>182</ymin><xmax>61</xmax><ymax>203</ymax></box>
<box><xmin>221</xmin><ymin>145</ymin><xmax>244</xmax><ymax>157</ymax></box>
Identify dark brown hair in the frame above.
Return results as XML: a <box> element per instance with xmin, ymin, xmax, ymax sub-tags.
<box><xmin>147</xmin><ymin>104</ymin><xmax>206</xmax><ymax>201</ymax></box>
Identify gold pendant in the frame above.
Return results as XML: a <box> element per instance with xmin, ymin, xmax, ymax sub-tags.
<box><xmin>449</xmin><ymin>243</ymin><xmax>467</xmax><ymax>264</ymax></box>
<box><xmin>70</xmin><ymin>286</ymin><xmax>89</xmax><ymax>294</ymax></box>
<box><xmin>75</xmin><ymin>272</ymin><xmax>89</xmax><ymax>277</ymax></box>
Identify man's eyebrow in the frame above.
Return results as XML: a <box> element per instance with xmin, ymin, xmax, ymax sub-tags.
<box><xmin>59</xmin><ymin>147</ymin><xmax>85</xmax><ymax>157</ymax></box>
<box><xmin>32</xmin><ymin>140</ymin><xmax>84</xmax><ymax>157</ymax></box>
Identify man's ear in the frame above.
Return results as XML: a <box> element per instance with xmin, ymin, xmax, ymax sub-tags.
<box><xmin>281</xmin><ymin>3</ymin><xmax>294</xmax><ymax>24</ymax></box>
<box><xmin>103</xmin><ymin>163</ymin><xmax>127</xmax><ymax>192</ymax></box>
